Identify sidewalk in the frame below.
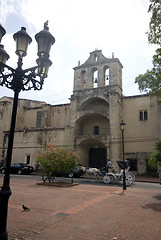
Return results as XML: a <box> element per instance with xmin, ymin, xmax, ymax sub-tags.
<box><xmin>33</xmin><ymin>172</ymin><xmax>160</xmax><ymax>184</ymax></box>
<box><xmin>78</xmin><ymin>174</ymin><xmax>159</xmax><ymax>184</ymax></box>
<box><xmin>135</xmin><ymin>175</ymin><xmax>159</xmax><ymax>183</ymax></box>
<box><xmin>2</xmin><ymin>176</ymin><xmax>161</xmax><ymax>240</ymax></box>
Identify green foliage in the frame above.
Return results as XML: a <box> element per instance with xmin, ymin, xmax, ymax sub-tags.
<box><xmin>148</xmin><ymin>140</ymin><xmax>161</xmax><ymax>170</ymax></box>
<box><xmin>36</xmin><ymin>145</ymin><xmax>79</xmax><ymax>177</ymax></box>
<box><xmin>135</xmin><ymin>0</ymin><xmax>161</xmax><ymax>96</ymax></box>
<box><xmin>135</xmin><ymin>55</ymin><xmax>161</xmax><ymax>96</ymax></box>
<box><xmin>135</xmin><ymin>70</ymin><xmax>154</xmax><ymax>94</ymax></box>
<box><xmin>148</xmin><ymin>0</ymin><xmax>161</xmax><ymax>45</ymax></box>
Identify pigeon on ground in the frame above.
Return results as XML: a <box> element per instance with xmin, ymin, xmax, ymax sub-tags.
<box><xmin>22</xmin><ymin>205</ymin><xmax>30</xmax><ymax>211</ymax></box>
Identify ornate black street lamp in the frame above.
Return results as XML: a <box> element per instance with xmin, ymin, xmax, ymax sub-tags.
<box><xmin>120</xmin><ymin>120</ymin><xmax>126</xmax><ymax>190</ymax></box>
<box><xmin>0</xmin><ymin>22</ymin><xmax>55</xmax><ymax>240</ymax></box>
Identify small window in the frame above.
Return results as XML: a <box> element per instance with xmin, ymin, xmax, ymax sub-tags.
<box><xmin>26</xmin><ymin>155</ymin><xmax>31</xmax><ymax>164</ymax></box>
<box><xmin>139</xmin><ymin>111</ymin><xmax>148</xmax><ymax>121</ymax></box>
<box><xmin>139</xmin><ymin>111</ymin><xmax>143</xmax><ymax>121</ymax></box>
<box><xmin>94</xmin><ymin>126</ymin><xmax>99</xmax><ymax>135</ymax></box>
<box><xmin>144</xmin><ymin>111</ymin><xmax>148</xmax><ymax>120</ymax></box>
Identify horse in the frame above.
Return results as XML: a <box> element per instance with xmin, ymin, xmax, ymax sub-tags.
<box><xmin>79</xmin><ymin>166</ymin><xmax>102</xmax><ymax>179</ymax></box>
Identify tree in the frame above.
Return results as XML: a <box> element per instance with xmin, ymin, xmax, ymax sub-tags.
<box><xmin>148</xmin><ymin>140</ymin><xmax>161</xmax><ymax>170</ymax></box>
<box><xmin>135</xmin><ymin>0</ymin><xmax>161</xmax><ymax>96</ymax></box>
<box><xmin>148</xmin><ymin>0</ymin><xmax>161</xmax><ymax>45</ymax></box>
<box><xmin>36</xmin><ymin>145</ymin><xmax>79</xmax><ymax>180</ymax></box>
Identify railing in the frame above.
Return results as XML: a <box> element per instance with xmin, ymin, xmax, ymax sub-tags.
<box><xmin>75</xmin><ymin>134</ymin><xmax>109</xmax><ymax>145</ymax></box>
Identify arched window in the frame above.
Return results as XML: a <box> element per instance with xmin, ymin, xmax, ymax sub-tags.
<box><xmin>95</xmin><ymin>54</ymin><xmax>98</xmax><ymax>62</ymax></box>
<box><xmin>139</xmin><ymin>110</ymin><xmax>148</xmax><ymax>121</ymax></box>
<box><xmin>104</xmin><ymin>67</ymin><xmax>109</xmax><ymax>86</ymax></box>
<box><xmin>93</xmin><ymin>68</ymin><xmax>98</xmax><ymax>88</ymax></box>
<box><xmin>81</xmin><ymin>70</ymin><xmax>86</xmax><ymax>85</ymax></box>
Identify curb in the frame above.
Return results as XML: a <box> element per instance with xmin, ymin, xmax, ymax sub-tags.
<box><xmin>135</xmin><ymin>178</ymin><xmax>159</xmax><ymax>184</ymax></box>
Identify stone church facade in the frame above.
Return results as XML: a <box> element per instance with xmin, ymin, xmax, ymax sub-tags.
<box><xmin>0</xmin><ymin>50</ymin><xmax>160</xmax><ymax>174</ymax></box>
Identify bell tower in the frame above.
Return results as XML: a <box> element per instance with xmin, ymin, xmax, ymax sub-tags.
<box><xmin>73</xmin><ymin>50</ymin><xmax>122</xmax><ymax>91</ymax></box>
<box><xmin>70</xmin><ymin>50</ymin><xmax>123</xmax><ymax>168</ymax></box>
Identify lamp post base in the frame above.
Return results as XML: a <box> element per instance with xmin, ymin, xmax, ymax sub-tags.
<box><xmin>0</xmin><ymin>186</ymin><xmax>12</xmax><ymax>240</ymax></box>
<box><xmin>0</xmin><ymin>232</ymin><xmax>8</xmax><ymax>240</ymax></box>
<box><xmin>123</xmin><ymin>169</ymin><xmax>127</xmax><ymax>190</ymax></box>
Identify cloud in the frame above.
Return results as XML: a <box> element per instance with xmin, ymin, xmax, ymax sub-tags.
<box><xmin>0</xmin><ymin>0</ymin><xmax>155</xmax><ymax>104</ymax></box>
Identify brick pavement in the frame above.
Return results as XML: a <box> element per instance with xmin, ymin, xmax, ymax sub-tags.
<box><xmin>1</xmin><ymin>176</ymin><xmax>161</xmax><ymax>240</ymax></box>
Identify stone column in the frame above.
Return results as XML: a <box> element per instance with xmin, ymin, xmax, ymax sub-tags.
<box><xmin>109</xmin><ymin>93</ymin><xmax>122</xmax><ymax>169</ymax></box>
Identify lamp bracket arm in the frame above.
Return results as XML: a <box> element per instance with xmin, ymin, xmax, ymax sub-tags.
<box><xmin>22</xmin><ymin>76</ymin><xmax>44</xmax><ymax>91</ymax></box>
<box><xmin>0</xmin><ymin>63</ymin><xmax>16</xmax><ymax>89</ymax></box>
<box><xmin>23</xmin><ymin>66</ymin><xmax>38</xmax><ymax>74</ymax></box>
<box><xmin>18</xmin><ymin>67</ymin><xmax>44</xmax><ymax>91</ymax></box>
<box><xmin>0</xmin><ymin>62</ymin><xmax>15</xmax><ymax>72</ymax></box>
<box><xmin>0</xmin><ymin>62</ymin><xmax>44</xmax><ymax>92</ymax></box>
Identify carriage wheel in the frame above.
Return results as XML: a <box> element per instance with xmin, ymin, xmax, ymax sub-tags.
<box><xmin>103</xmin><ymin>175</ymin><xmax>111</xmax><ymax>184</ymax></box>
<box><xmin>126</xmin><ymin>173</ymin><xmax>134</xmax><ymax>186</ymax></box>
<box><xmin>42</xmin><ymin>175</ymin><xmax>48</xmax><ymax>182</ymax></box>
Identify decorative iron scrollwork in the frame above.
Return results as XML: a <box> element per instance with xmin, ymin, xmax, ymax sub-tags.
<box><xmin>0</xmin><ymin>62</ymin><xmax>44</xmax><ymax>92</ymax></box>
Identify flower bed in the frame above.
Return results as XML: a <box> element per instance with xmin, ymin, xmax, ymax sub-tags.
<box><xmin>36</xmin><ymin>182</ymin><xmax>79</xmax><ymax>187</ymax></box>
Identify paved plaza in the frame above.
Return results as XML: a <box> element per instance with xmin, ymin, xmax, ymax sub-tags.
<box><xmin>1</xmin><ymin>175</ymin><xmax>161</xmax><ymax>240</ymax></box>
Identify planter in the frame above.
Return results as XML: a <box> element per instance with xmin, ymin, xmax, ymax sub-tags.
<box><xmin>36</xmin><ymin>182</ymin><xmax>79</xmax><ymax>187</ymax></box>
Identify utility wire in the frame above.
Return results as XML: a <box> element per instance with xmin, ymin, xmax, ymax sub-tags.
<box><xmin>35</xmin><ymin>74</ymin><xmax>139</xmax><ymax>103</ymax></box>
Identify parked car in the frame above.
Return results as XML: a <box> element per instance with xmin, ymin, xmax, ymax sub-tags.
<box><xmin>1</xmin><ymin>163</ymin><xmax>34</xmax><ymax>175</ymax></box>
<box><xmin>47</xmin><ymin>165</ymin><xmax>85</xmax><ymax>178</ymax></box>
<box><xmin>67</xmin><ymin>165</ymin><xmax>85</xmax><ymax>178</ymax></box>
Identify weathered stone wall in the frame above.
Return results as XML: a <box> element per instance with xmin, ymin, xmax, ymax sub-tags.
<box><xmin>11</xmin><ymin>128</ymin><xmax>66</xmax><ymax>167</ymax></box>
<box><xmin>73</xmin><ymin>50</ymin><xmax>123</xmax><ymax>91</ymax></box>
<box><xmin>122</xmin><ymin>95</ymin><xmax>159</xmax><ymax>153</ymax></box>
<box><xmin>0</xmin><ymin>50</ymin><xmax>160</xmax><ymax>175</ymax></box>
<box><xmin>71</xmin><ymin>50</ymin><xmax>123</xmax><ymax>168</ymax></box>
<box><xmin>122</xmin><ymin>95</ymin><xmax>159</xmax><ymax>174</ymax></box>
<box><xmin>108</xmin><ymin>92</ymin><xmax>122</xmax><ymax>168</ymax></box>
<box><xmin>0</xmin><ymin>98</ymin><xmax>13</xmax><ymax>165</ymax></box>
<box><xmin>125</xmin><ymin>152</ymin><xmax>149</xmax><ymax>175</ymax></box>
<box><xmin>0</xmin><ymin>98</ymin><xmax>71</xmax><ymax>167</ymax></box>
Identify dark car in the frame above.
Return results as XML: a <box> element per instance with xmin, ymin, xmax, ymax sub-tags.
<box><xmin>1</xmin><ymin>163</ymin><xmax>34</xmax><ymax>175</ymax></box>
<box><xmin>67</xmin><ymin>165</ymin><xmax>84</xmax><ymax>178</ymax></box>
<box><xmin>50</xmin><ymin>165</ymin><xmax>85</xmax><ymax>178</ymax></box>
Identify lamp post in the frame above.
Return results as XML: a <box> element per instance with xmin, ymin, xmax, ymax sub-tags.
<box><xmin>0</xmin><ymin>22</ymin><xmax>55</xmax><ymax>240</ymax></box>
<box><xmin>120</xmin><ymin>120</ymin><xmax>126</xmax><ymax>190</ymax></box>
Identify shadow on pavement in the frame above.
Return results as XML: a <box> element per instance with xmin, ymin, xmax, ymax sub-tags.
<box><xmin>142</xmin><ymin>194</ymin><xmax>161</xmax><ymax>212</ymax></box>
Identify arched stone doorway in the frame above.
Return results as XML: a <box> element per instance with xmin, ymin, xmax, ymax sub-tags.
<box><xmin>89</xmin><ymin>148</ymin><xmax>106</xmax><ymax>169</ymax></box>
<box><xmin>77</xmin><ymin>139</ymin><xmax>107</xmax><ymax>169</ymax></box>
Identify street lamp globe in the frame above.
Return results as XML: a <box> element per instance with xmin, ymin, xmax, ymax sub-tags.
<box><xmin>13</xmin><ymin>27</ymin><xmax>32</xmax><ymax>58</ymax></box>
<box><xmin>35</xmin><ymin>21</ymin><xmax>55</xmax><ymax>59</ymax></box>
<box><xmin>120</xmin><ymin>120</ymin><xmax>125</xmax><ymax>131</ymax></box>
<box><xmin>0</xmin><ymin>24</ymin><xmax>6</xmax><ymax>43</ymax></box>
<box><xmin>0</xmin><ymin>44</ymin><xmax>10</xmax><ymax>63</ymax></box>
<box><xmin>36</xmin><ymin>58</ymin><xmax>52</xmax><ymax>79</ymax></box>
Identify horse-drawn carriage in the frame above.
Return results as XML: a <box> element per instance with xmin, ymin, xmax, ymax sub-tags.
<box><xmin>102</xmin><ymin>160</ymin><xmax>135</xmax><ymax>186</ymax></box>
<box><xmin>41</xmin><ymin>160</ymin><xmax>135</xmax><ymax>186</ymax></box>
<box><xmin>79</xmin><ymin>160</ymin><xmax>135</xmax><ymax>186</ymax></box>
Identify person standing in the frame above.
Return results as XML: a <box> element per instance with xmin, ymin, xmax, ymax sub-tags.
<box><xmin>107</xmin><ymin>159</ymin><xmax>112</xmax><ymax>172</ymax></box>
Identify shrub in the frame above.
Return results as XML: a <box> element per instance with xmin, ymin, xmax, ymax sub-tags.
<box><xmin>148</xmin><ymin>140</ymin><xmax>161</xmax><ymax>170</ymax></box>
<box><xmin>36</xmin><ymin>145</ymin><xmax>79</xmax><ymax>178</ymax></box>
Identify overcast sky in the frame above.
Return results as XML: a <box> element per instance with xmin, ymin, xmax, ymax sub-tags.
<box><xmin>0</xmin><ymin>0</ymin><xmax>156</xmax><ymax>105</ymax></box>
